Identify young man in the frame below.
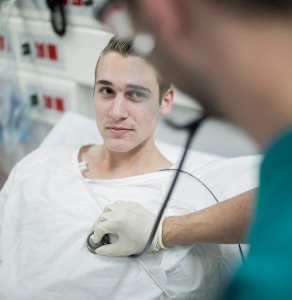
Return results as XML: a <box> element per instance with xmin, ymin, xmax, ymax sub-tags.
<box><xmin>0</xmin><ymin>37</ymin><xmax>249</xmax><ymax>299</ymax></box>
<box><xmin>92</xmin><ymin>1</ymin><xmax>292</xmax><ymax>299</ymax></box>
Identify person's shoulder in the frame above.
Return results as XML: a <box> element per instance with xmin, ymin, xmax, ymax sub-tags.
<box><xmin>17</xmin><ymin>144</ymin><xmax>81</xmax><ymax>169</ymax></box>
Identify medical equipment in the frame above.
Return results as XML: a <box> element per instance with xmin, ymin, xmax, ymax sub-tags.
<box><xmin>46</xmin><ymin>0</ymin><xmax>67</xmax><ymax>36</ymax></box>
<box><xmin>87</xmin><ymin>232</ymin><xmax>110</xmax><ymax>253</ymax></box>
<box><xmin>86</xmin><ymin>113</ymin><xmax>246</xmax><ymax>262</ymax></box>
<box><xmin>159</xmin><ymin>168</ymin><xmax>246</xmax><ymax>263</ymax></box>
<box><xmin>135</xmin><ymin>115</ymin><xmax>210</xmax><ymax>257</ymax></box>
<box><xmin>86</xmin><ymin>113</ymin><xmax>209</xmax><ymax>257</ymax></box>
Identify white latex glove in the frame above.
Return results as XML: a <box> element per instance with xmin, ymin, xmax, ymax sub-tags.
<box><xmin>92</xmin><ymin>201</ymin><xmax>166</xmax><ymax>256</ymax></box>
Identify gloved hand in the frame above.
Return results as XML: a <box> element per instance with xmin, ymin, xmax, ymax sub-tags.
<box><xmin>92</xmin><ymin>201</ymin><xmax>166</xmax><ymax>256</ymax></box>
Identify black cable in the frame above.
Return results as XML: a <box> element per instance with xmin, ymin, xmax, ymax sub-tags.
<box><xmin>47</xmin><ymin>0</ymin><xmax>66</xmax><ymax>37</ymax></box>
<box><xmin>159</xmin><ymin>169</ymin><xmax>246</xmax><ymax>263</ymax></box>
<box><xmin>131</xmin><ymin>113</ymin><xmax>208</xmax><ymax>258</ymax></box>
<box><xmin>86</xmin><ymin>111</ymin><xmax>246</xmax><ymax>262</ymax></box>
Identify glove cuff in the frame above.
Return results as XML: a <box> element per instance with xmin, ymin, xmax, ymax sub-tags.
<box><xmin>151</xmin><ymin>217</ymin><xmax>167</xmax><ymax>252</ymax></box>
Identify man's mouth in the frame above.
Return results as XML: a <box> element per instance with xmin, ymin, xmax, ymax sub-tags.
<box><xmin>107</xmin><ymin>126</ymin><xmax>133</xmax><ymax>134</ymax></box>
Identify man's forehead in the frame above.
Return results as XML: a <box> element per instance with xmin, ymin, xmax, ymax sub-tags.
<box><xmin>97</xmin><ymin>52</ymin><xmax>159</xmax><ymax>86</ymax></box>
<box><xmin>99</xmin><ymin>51</ymin><xmax>147</xmax><ymax>67</ymax></box>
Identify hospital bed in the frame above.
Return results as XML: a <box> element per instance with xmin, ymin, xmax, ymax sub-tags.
<box><xmin>0</xmin><ymin>111</ymin><xmax>261</xmax><ymax>300</ymax></box>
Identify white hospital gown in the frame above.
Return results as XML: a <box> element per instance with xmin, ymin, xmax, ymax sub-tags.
<box><xmin>0</xmin><ymin>145</ymin><xmax>241</xmax><ymax>300</ymax></box>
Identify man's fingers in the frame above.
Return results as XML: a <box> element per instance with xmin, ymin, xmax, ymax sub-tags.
<box><xmin>114</xmin><ymin>201</ymin><xmax>142</xmax><ymax>212</ymax></box>
<box><xmin>91</xmin><ymin>226</ymin><xmax>107</xmax><ymax>243</ymax></box>
<box><xmin>95</xmin><ymin>244</ymin><xmax>124</xmax><ymax>256</ymax></box>
<box><xmin>96</xmin><ymin>210</ymin><xmax>116</xmax><ymax>223</ymax></box>
<box><xmin>105</xmin><ymin>201</ymin><xmax>129</xmax><ymax>212</ymax></box>
<box><xmin>92</xmin><ymin>218</ymin><xmax>118</xmax><ymax>243</ymax></box>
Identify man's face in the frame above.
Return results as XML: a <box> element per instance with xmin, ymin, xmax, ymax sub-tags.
<box><xmin>120</xmin><ymin>0</ymin><xmax>268</xmax><ymax>122</ymax></box>
<box><xmin>94</xmin><ymin>52</ymin><xmax>163</xmax><ymax>153</ymax></box>
<box><xmin>118</xmin><ymin>0</ymin><xmax>229</xmax><ymax>118</ymax></box>
<box><xmin>95</xmin><ymin>1</ymin><xmax>287</xmax><ymax>145</ymax></box>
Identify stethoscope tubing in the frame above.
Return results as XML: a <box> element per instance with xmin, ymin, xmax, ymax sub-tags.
<box><xmin>131</xmin><ymin>114</ymin><xmax>208</xmax><ymax>258</ymax></box>
<box><xmin>86</xmin><ymin>114</ymin><xmax>208</xmax><ymax>258</ymax></box>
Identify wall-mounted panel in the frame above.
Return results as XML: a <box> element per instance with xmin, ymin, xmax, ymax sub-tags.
<box><xmin>1</xmin><ymin>0</ymin><xmax>109</xmax><ymax>29</ymax></box>
<box><xmin>8</xmin><ymin>16</ymin><xmax>112</xmax><ymax>85</ymax></box>
<box><xmin>17</xmin><ymin>68</ymin><xmax>78</xmax><ymax>124</ymax></box>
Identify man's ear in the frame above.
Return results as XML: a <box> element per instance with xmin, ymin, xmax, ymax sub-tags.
<box><xmin>160</xmin><ymin>88</ymin><xmax>174</xmax><ymax>116</ymax></box>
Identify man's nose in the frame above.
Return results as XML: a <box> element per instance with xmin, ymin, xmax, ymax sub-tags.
<box><xmin>108</xmin><ymin>96</ymin><xmax>129</xmax><ymax>120</ymax></box>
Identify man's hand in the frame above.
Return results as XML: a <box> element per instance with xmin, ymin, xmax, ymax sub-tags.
<box><xmin>92</xmin><ymin>201</ymin><xmax>166</xmax><ymax>256</ymax></box>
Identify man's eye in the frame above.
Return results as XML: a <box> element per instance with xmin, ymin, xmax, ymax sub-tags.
<box><xmin>100</xmin><ymin>87</ymin><xmax>114</xmax><ymax>95</ymax></box>
<box><xmin>128</xmin><ymin>90</ymin><xmax>147</xmax><ymax>100</ymax></box>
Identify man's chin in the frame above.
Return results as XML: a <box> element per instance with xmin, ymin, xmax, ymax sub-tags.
<box><xmin>105</xmin><ymin>143</ymin><xmax>133</xmax><ymax>154</ymax></box>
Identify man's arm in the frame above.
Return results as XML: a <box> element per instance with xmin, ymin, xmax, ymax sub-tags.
<box><xmin>92</xmin><ymin>189</ymin><xmax>255</xmax><ymax>256</ymax></box>
<box><xmin>163</xmin><ymin>189</ymin><xmax>255</xmax><ymax>247</ymax></box>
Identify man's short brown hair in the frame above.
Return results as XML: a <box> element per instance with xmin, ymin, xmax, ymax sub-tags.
<box><xmin>95</xmin><ymin>36</ymin><xmax>171</xmax><ymax>104</ymax></box>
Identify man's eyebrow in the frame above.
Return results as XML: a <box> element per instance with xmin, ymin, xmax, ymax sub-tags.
<box><xmin>96</xmin><ymin>81</ymin><xmax>152</xmax><ymax>94</ymax></box>
<box><xmin>96</xmin><ymin>80</ymin><xmax>113</xmax><ymax>86</ymax></box>
<box><xmin>126</xmin><ymin>84</ymin><xmax>151</xmax><ymax>94</ymax></box>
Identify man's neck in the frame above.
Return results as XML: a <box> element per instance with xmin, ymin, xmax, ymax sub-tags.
<box><xmin>79</xmin><ymin>143</ymin><xmax>172</xmax><ymax>180</ymax></box>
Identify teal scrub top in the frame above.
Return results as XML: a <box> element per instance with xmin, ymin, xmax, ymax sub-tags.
<box><xmin>224</xmin><ymin>129</ymin><xmax>292</xmax><ymax>300</ymax></box>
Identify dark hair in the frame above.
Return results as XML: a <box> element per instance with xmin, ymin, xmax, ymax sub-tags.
<box><xmin>95</xmin><ymin>36</ymin><xmax>171</xmax><ymax>104</ymax></box>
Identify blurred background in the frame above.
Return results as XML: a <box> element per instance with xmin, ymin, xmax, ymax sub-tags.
<box><xmin>0</xmin><ymin>0</ymin><xmax>259</xmax><ymax>188</ymax></box>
